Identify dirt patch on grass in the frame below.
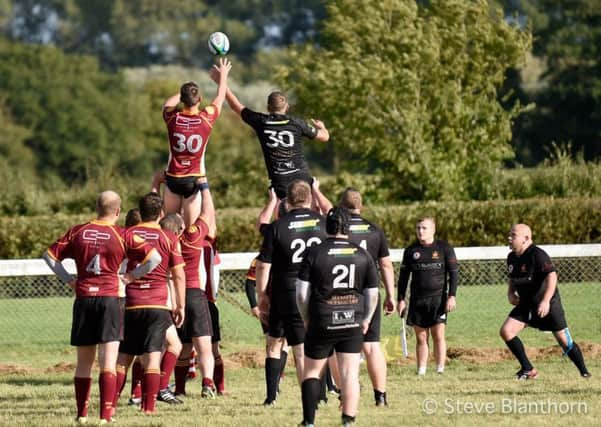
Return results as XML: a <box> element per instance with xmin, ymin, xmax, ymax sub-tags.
<box><xmin>225</xmin><ymin>349</ymin><xmax>265</xmax><ymax>369</ymax></box>
<box><xmin>0</xmin><ymin>363</ymin><xmax>33</xmax><ymax>375</ymax></box>
<box><xmin>45</xmin><ymin>361</ymin><xmax>76</xmax><ymax>373</ymax></box>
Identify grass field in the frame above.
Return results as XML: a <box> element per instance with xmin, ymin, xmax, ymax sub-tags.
<box><xmin>0</xmin><ymin>283</ymin><xmax>599</xmax><ymax>426</ymax></box>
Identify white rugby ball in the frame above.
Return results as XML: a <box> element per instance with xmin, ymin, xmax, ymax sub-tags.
<box><xmin>208</xmin><ymin>32</ymin><xmax>230</xmax><ymax>56</ymax></box>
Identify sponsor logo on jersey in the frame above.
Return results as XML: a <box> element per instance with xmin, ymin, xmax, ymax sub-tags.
<box><xmin>520</xmin><ymin>264</ymin><xmax>527</xmax><ymax>273</ymax></box>
<box><xmin>83</xmin><ymin>230</ymin><xmax>111</xmax><ymax>241</ymax></box>
<box><xmin>133</xmin><ymin>230</ymin><xmax>160</xmax><ymax>240</ymax></box>
<box><xmin>432</xmin><ymin>251</ymin><xmax>439</xmax><ymax>259</ymax></box>
<box><xmin>175</xmin><ymin>116</ymin><xmax>203</xmax><ymax>129</ymax></box>
<box><xmin>413</xmin><ymin>262</ymin><xmax>443</xmax><ymax>271</ymax></box>
<box><xmin>288</xmin><ymin>219</ymin><xmax>320</xmax><ymax>231</ymax></box>
<box><xmin>332</xmin><ymin>310</ymin><xmax>355</xmax><ymax>325</ymax></box>
<box><xmin>327</xmin><ymin>248</ymin><xmax>358</xmax><ymax>257</ymax></box>
<box><xmin>349</xmin><ymin>224</ymin><xmax>370</xmax><ymax>234</ymax></box>
<box><xmin>508</xmin><ymin>264</ymin><xmax>514</xmax><ymax>273</ymax></box>
<box><xmin>265</xmin><ymin>120</ymin><xmax>290</xmax><ymax>125</ymax></box>
<box><xmin>413</xmin><ymin>251</ymin><xmax>421</xmax><ymax>260</ymax></box>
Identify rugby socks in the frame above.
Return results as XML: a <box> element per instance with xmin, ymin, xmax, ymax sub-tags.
<box><xmin>301</xmin><ymin>378</ymin><xmax>320</xmax><ymax>425</ymax></box>
<box><xmin>99</xmin><ymin>370</ymin><xmax>116</xmax><ymax>421</ymax></box>
<box><xmin>74</xmin><ymin>377</ymin><xmax>92</xmax><ymax>418</ymax></box>
<box><xmin>505</xmin><ymin>337</ymin><xmax>533</xmax><ymax>371</ymax></box>
<box><xmin>566</xmin><ymin>343</ymin><xmax>590</xmax><ymax>376</ymax></box>
<box><xmin>374</xmin><ymin>390</ymin><xmax>387</xmax><ymax>406</ymax></box>
<box><xmin>436</xmin><ymin>365</ymin><xmax>445</xmax><ymax>374</ymax></box>
<box><xmin>114</xmin><ymin>365</ymin><xmax>127</xmax><ymax>409</ymax></box>
<box><xmin>141</xmin><ymin>369</ymin><xmax>160</xmax><ymax>413</ymax></box>
<box><xmin>213</xmin><ymin>355</ymin><xmax>225</xmax><ymax>394</ymax></box>
<box><xmin>417</xmin><ymin>366</ymin><xmax>427</xmax><ymax>375</ymax></box>
<box><xmin>279</xmin><ymin>350</ymin><xmax>288</xmax><ymax>380</ymax></box>
<box><xmin>265</xmin><ymin>358</ymin><xmax>280</xmax><ymax>403</ymax></box>
<box><xmin>174</xmin><ymin>358</ymin><xmax>190</xmax><ymax>395</ymax></box>
<box><xmin>159</xmin><ymin>351</ymin><xmax>178</xmax><ymax>391</ymax></box>
<box><xmin>131</xmin><ymin>359</ymin><xmax>143</xmax><ymax>399</ymax></box>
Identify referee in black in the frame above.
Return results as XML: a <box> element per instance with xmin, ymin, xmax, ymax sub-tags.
<box><xmin>296</xmin><ymin>207</ymin><xmax>379</xmax><ymax>427</ymax></box>
<box><xmin>397</xmin><ymin>216</ymin><xmax>458</xmax><ymax>375</ymax></box>
<box><xmin>500</xmin><ymin>223</ymin><xmax>590</xmax><ymax>379</ymax></box>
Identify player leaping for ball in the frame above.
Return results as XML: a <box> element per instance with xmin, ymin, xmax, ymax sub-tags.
<box><xmin>208</xmin><ymin>70</ymin><xmax>329</xmax><ymax>201</ymax></box>
<box><xmin>161</xmin><ymin>57</ymin><xmax>231</xmax><ymax>227</ymax></box>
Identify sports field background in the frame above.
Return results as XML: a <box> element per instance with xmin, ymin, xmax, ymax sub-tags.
<box><xmin>1</xmin><ymin>259</ymin><xmax>600</xmax><ymax>426</ymax></box>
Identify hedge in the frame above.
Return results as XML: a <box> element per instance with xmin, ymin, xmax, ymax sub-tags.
<box><xmin>1</xmin><ymin>197</ymin><xmax>599</xmax><ymax>259</ymax></box>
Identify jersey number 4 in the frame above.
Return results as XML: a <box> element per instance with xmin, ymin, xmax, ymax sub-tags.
<box><xmin>172</xmin><ymin>132</ymin><xmax>204</xmax><ymax>153</ymax></box>
<box><xmin>85</xmin><ymin>254</ymin><xmax>102</xmax><ymax>275</ymax></box>
<box><xmin>264</xmin><ymin>130</ymin><xmax>295</xmax><ymax>148</ymax></box>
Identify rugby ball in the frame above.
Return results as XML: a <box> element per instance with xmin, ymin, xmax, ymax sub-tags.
<box><xmin>208</xmin><ymin>32</ymin><xmax>230</xmax><ymax>56</ymax></box>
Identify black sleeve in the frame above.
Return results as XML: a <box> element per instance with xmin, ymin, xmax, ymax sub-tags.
<box><xmin>397</xmin><ymin>248</ymin><xmax>411</xmax><ymax>301</ymax></box>
<box><xmin>534</xmin><ymin>248</ymin><xmax>556</xmax><ymax>276</ymax></box>
<box><xmin>244</xmin><ymin>278</ymin><xmax>258</xmax><ymax>308</ymax></box>
<box><xmin>292</xmin><ymin>117</ymin><xmax>318</xmax><ymax>139</ymax></box>
<box><xmin>444</xmin><ymin>243</ymin><xmax>459</xmax><ymax>297</ymax></box>
<box><xmin>241</xmin><ymin>108</ymin><xmax>264</xmax><ymax>129</ymax></box>
<box><xmin>257</xmin><ymin>223</ymin><xmax>275</xmax><ymax>263</ymax></box>
<box><xmin>377</xmin><ymin>228</ymin><xmax>390</xmax><ymax>259</ymax></box>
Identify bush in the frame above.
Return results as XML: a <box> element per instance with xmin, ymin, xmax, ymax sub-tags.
<box><xmin>2</xmin><ymin>197</ymin><xmax>599</xmax><ymax>259</ymax></box>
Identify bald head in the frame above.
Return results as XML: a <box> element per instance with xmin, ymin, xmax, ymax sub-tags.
<box><xmin>339</xmin><ymin>187</ymin><xmax>362</xmax><ymax>213</ymax></box>
<box><xmin>508</xmin><ymin>223</ymin><xmax>532</xmax><ymax>254</ymax></box>
<box><xmin>96</xmin><ymin>191</ymin><xmax>121</xmax><ymax>220</ymax></box>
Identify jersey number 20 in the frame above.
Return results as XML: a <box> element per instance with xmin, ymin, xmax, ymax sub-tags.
<box><xmin>290</xmin><ymin>237</ymin><xmax>321</xmax><ymax>263</ymax></box>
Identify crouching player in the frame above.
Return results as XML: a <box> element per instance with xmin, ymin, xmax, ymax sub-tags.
<box><xmin>296</xmin><ymin>207</ymin><xmax>379</xmax><ymax>427</ymax></box>
<box><xmin>500</xmin><ymin>223</ymin><xmax>590</xmax><ymax>379</ymax></box>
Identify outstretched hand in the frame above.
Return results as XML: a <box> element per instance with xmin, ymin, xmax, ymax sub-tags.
<box><xmin>210</xmin><ymin>57</ymin><xmax>232</xmax><ymax>83</ymax></box>
<box><xmin>311</xmin><ymin>119</ymin><xmax>325</xmax><ymax>129</ymax></box>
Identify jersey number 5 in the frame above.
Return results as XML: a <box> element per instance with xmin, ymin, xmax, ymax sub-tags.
<box><xmin>264</xmin><ymin>130</ymin><xmax>295</xmax><ymax>148</ymax></box>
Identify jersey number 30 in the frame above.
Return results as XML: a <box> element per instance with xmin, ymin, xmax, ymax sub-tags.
<box><xmin>264</xmin><ymin>130</ymin><xmax>295</xmax><ymax>148</ymax></box>
<box><xmin>172</xmin><ymin>132</ymin><xmax>204</xmax><ymax>153</ymax></box>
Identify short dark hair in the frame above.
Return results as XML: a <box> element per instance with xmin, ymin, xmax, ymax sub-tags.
<box><xmin>326</xmin><ymin>206</ymin><xmax>351</xmax><ymax>235</ymax></box>
<box><xmin>180</xmin><ymin>81</ymin><xmax>201</xmax><ymax>108</ymax></box>
<box><xmin>267</xmin><ymin>91</ymin><xmax>287</xmax><ymax>113</ymax></box>
<box><xmin>286</xmin><ymin>180</ymin><xmax>311</xmax><ymax>208</ymax></box>
<box><xmin>125</xmin><ymin>208</ymin><xmax>141</xmax><ymax>227</ymax></box>
<box><xmin>139</xmin><ymin>192</ymin><xmax>163</xmax><ymax>222</ymax></box>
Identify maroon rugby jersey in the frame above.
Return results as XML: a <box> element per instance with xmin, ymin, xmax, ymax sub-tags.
<box><xmin>180</xmin><ymin>217</ymin><xmax>211</xmax><ymax>290</ymax></box>
<box><xmin>126</xmin><ymin>222</ymin><xmax>185</xmax><ymax>309</ymax></box>
<box><xmin>47</xmin><ymin>220</ymin><xmax>151</xmax><ymax>297</ymax></box>
<box><xmin>163</xmin><ymin>105</ymin><xmax>219</xmax><ymax>177</ymax></box>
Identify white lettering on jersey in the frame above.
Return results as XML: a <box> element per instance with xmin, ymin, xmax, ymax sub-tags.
<box><xmin>82</xmin><ymin>230</ymin><xmax>111</xmax><ymax>241</ymax></box>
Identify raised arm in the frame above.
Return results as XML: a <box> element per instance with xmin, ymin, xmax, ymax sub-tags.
<box><xmin>311</xmin><ymin>119</ymin><xmax>330</xmax><ymax>142</ymax></box>
<box><xmin>311</xmin><ymin>177</ymin><xmax>333</xmax><ymax>214</ymax></box>
<box><xmin>208</xmin><ymin>57</ymin><xmax>232</xmax><ymax>113</ymax></box>
<box><xmin>163</xmin><ymin>93</ymin><xmax>181</xmax><ymax>113</ymax></box>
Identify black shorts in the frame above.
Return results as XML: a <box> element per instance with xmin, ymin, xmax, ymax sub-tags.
<box><xmin>407</xmin><ymin>295</ymin><xmax>447</xmax><ymax>328</ymax></box>
<box><xmin>271</xmin><ymin>172</ymin><xmax>313</xmax><ymax>200</ymax></box>
<box><xmin>208</xmin><ymin>301</ymin><xmax>221</xmax><ymax>343</ymax></box>
<box><xmin>509</xmin><ymin>299</ymin><xmax>567</xmax><ymax>331</ymax></box>
<box><xmin>364</xmin><ymin>295</ymin><xmax>381</xmax><ymax>342</ymax></box>
<box><xmin>305</xmin><ymin>326</ymin><xmax>363</xmax><ymax>360</ymax></box>
<box><xmin>178</xmin><ymin>289</ymin><xmax>213</xmax><ymax>343</ymax></box>
<box><xmin>268</xmin><ymin>301</ymin><xmax>305</xmax><ymax>346</ymax></box>
<box><xmin>165</xmin><ymin>175</ymin><xmax>202</xmax><ymax>199</ymax></box>
<box><xmin>120</xmin><ymin>308</ymin><xmax>173</xmax><ymax>355</ymax></box>
<box><xmin>71</xmin><ymin>296</ymin><xmax>124</xmax><ymax>346</ymax></box>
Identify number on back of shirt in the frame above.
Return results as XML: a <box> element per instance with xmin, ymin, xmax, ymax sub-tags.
<box><xmin>332</xmin><ymin>264</ymin><xmax>356</xmax><ymax>288</ymax></box>
<box><xmin>290</xmin><ymin>237</ymin><xmax>322</xmax><ymax>263</ymax></box>
<box><xmin>173</xmin><ymin>132</ymin><xmax>204</xmax><ymax>153</ymax></box>
<box><xmin>264</xmin><ymin>130</ymin><xmax>295</xmax><ymax>148</ymax></box>
<box><xmin>86</xmin><ymin>254</ymin><xmax>102</xmax><ymax>275</ymax></box>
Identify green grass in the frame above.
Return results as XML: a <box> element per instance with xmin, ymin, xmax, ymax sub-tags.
<box><xmin>0</xmin><ymin>284</ymin><xmax>600</xmax><ymax>426</ymax></box>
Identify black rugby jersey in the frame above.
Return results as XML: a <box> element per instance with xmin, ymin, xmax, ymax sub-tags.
<box><xmin>299</xmin><ymin>237</ymin><xmax>379</xmax><ymax>331</ymax></box>
<box><xmin>346</xmin><ymin>213</ymin><xmax>390</xmax><ymax>262</ymax></box>
<box><xmin>258</xmin><ymin>208</ymin><xmax>327</xmax><ymax>294</ymax></box>
<box><xmin>397</xmin><ymin>240</ymin><xmax>458</xmax><ymax>300</ymax></box>
<box><xmin>507</xmin><ymin>245</ymin><xmax>558</xmax><ymax>304</ymax></box>
<box><xmin>241</xmin><ymin>108</ymin><xmax>318</xmax><ymax>180</ymax></box>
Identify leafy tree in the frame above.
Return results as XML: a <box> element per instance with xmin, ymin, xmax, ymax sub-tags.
<box><xmin>278</xmin><ymin>0</ymin><xmax>531</xmax><ymax>200</ymax></box>
<box><xmin>501</xmin><ymin>0</ymin><xmax>601</xmax><ymax>164</ymax></box>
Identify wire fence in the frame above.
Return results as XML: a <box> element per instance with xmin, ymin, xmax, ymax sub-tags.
<box><xmin>1</xmin><ymin>246</ymin><xmax>600</xmax><ymax>355</ymax></box>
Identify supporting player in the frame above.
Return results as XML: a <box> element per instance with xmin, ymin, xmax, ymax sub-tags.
<box><xmin>256</xmin><ymin>180</ymin><xmax>328</xmax><ymax>406</ymax></box>
<box><xmin>114</xmin><ymin>193</ymin><xmax>186</xmax><ymax>414</ymax></box>
<box><xmin>397</xmin><ymin>217</ymin><xmax>459</xmax><ymax>375</ymax></box>
<box><xmin>339</xmin><ymin>187</ymin><xmax>395</xmax><ymax>406</ymax></box>
<box><xmin>43</xmin><ymin>191</ymin><xmax>161</xmax><ymax>424</ymax></box>
<box><xmin>162</xmin><ymin>58</ymin><xmax>231</xmax><ymax>227</ymax></box>
<box><xmin>296</xmin><ymin>207</ymin><xmax>380</xmax><ymax>427</ymax></box>
<box><xmin>500</xmin><ymin>223</ymin><xmax>590</xmax><ymax>379</ymax></box>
